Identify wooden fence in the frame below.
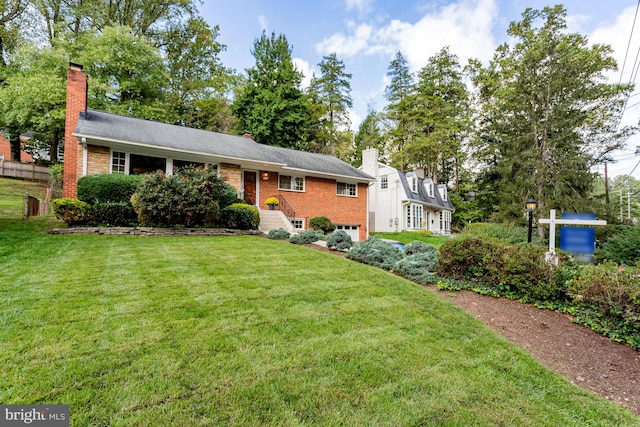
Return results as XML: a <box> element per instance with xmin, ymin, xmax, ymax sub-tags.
<box><xmin>0</xmin><ymin>160</ymin><xmax>50</xmax><ymax>181</ymax></box>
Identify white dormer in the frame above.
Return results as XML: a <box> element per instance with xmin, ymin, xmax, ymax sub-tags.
<box><xmin>438</xmin><ymin>184</ymin><xmax>448</xmax><ymax>201</ymax></box>
<box><xmin>424</xmin><ymin>179</ymin><xmax>434</xmax><ymax>197</ymax></box>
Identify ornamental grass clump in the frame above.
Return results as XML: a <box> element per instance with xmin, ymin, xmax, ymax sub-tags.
<box><xmin>346</xmin><ymin>237</ymin><xmax>403</xmax><ymax>270</ymax></box>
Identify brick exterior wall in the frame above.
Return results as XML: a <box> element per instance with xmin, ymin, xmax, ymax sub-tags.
<box><xmin>258</xmin><ymin>172</ymin><xmax>369</xmax><ymax>241</ymax></box>
<box><xmin>86</xmin><ymin>145</ymin><xmax>110</xmax><ymax>175</ymax></box>
<box><xmin>63</xmin><ymin>63</ymin><xmax>87</xmax><ymax>198</ymax></box>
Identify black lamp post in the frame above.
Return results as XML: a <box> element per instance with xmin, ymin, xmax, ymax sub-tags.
<box><xmin>526</xmin><ymin>198</ymin><xmax>537</xmax><ymax>243</ymax></box>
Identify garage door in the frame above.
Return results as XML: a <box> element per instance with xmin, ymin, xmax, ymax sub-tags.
<box><xmin>336</xmin><ymin>225</ymin><xmax>359</xmax><ymax>241</ymax></box>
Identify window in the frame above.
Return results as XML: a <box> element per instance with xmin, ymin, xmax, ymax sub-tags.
<box><xmin>279</xmin><ymin>175</ymin><xmax>305</xmax><ymax>192</ymax></box>
<box><xmin>111</xmin><ymin>151</ymin><xmax>126</xmax><ymax>174</ymax></box>
<box><xmin>410</xmin><ymin>176</ymin><xmax>418</xmax><ymax>193</ymax></box>
<box><xmin>439</xmin><ymin>186</ymin><xmax>448</xmax><ymax>201</ymax></box>
<box><xmin>406</xmin><ymin>204</ymin><xmax>423</xmax><ymax>229</ymax></box>
<box><xmin>425</xmin><ymin>181</ymin><xmax>434</xmax><ymax>197</ymax></box>
<box><xmin>337</xmin><ymin>182</ymin><xmax>357</xmax><ymax>197</ymax></box>
<box><xmin>129</xmin><ymin>154</ymin><xmax>166</xmax><ymax>175</ymax></box>
<box><xmin>440</xmin><ymin>211</ymin><xmax>451</xmax><ymax>233</ymax></box>
<box><xmin>380</xmin><ymin>175</ymin><xmax>388</xmax><ymax>190</ymax></box>
<box><xmin>291</xmin><ymin>218</ymin><xmax>304</xmax><ymax>230</ymax></box>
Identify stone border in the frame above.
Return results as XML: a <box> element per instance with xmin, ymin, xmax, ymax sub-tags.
<box><xmin>48</xmin><ymin>227</ymin><xmax>259</xmax><ymax>236</ymax></box>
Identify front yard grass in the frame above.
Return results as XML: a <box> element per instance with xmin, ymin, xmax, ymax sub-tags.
<box><xmin>371</xmin><ymin>230</ymin><xmax>451</xmax><ymax>248</ymax></box>
<box><xmin>1</xmin><ymin>217</ymin><xmax>638</xmax><ymax>426</ymax></box>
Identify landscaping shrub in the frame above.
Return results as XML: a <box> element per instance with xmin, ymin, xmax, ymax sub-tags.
<box><xmin>460</xmin><ymin>222</ymin><xmax>538</xmax><ymax>245</ymax></box>
<box><xmin>326</xmin><ymin>230</ymin><xmax>353</xmax><ymax>251</ymax></box>
<box><xmin>309</xmin><ymin>216</ymin><xmax>335</xmax><ymax>234</ymax></box>
<box><xmin>267</xmin><ymin>228</ymin><xmax>291</xmax><ymax>240</ymax></box>
<box><xmin>92</xmin><ymin>201</ymin><xmax>138</xmax><ymax>226</ymax></box>
<box><xmin>437</xmin><ymin>237</ymin><xmax>493</xmax><ymax>281</ymax></box>
<box><xmin>78</xmin><ymin>173</ymin><xmax>144</xmax><ymax>204</ymax></box>
<box><xmin>221</xmin><ymin>203</ymin><xmax>259</xmax><ymax>230</ymax></box>
<box><xmin>595</xmin><ymin>226</ymin><xmax>640</xmax><ymax>265</ymax></box>
<box><xmin>438</xmin><ymin>237</ymin><xmax>567</xmax><ymax>302</ymax></box>
<box><xmin>404</xmin><ymin>241</ymin><xmax>438</xmax><ymax>256</ymax></box>
<box><xmin>51</xmin><ymin>198</ymin><xmax>93</xmax><ymax>226</ymax></box>
<box><xmin>131</xmin><ymin>167</ymin><xmax>235</xmax><ymax>227</ymax></box>
<box><xmin>289</xmin><ymin>230</ymin><xmax>320</xmax><ymax>245</ymax></box>
<box><xmin>567</xmin><ymin>262</ymin><xmax>640</xmax><ymax>349</ymax></box>
<box><xmin>393</xmin><ymin>252</ymin><xmax>439</xmax><ymax>285</ymax></box>
<box><xmin>346</xmin><ymin>237</ymin><xmax>404</xmax><ymax>270</ymax></box>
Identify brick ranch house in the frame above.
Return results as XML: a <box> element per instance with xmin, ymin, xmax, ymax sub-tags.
<box><xmin>63</xmin><ymin>63</ymin><xmax>374</xmax><ymax>240</ymax></box>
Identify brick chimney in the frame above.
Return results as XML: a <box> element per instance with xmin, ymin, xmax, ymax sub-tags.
<box><xmin>63</xmin><ymin>62</ymin><xmax>87</xmax><ymax>198</ymax></box>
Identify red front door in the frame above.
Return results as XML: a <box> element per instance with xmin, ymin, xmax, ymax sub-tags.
<box><xmin>243</xmin><ymin>171</ymin><xmax>257</xmax><ymax>205</ymax></box>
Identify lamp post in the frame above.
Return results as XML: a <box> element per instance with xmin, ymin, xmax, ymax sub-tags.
<box><xmin>526</xmin><ymin>197</ymin><xmax>537</xmax><ymax>243</ymax></box>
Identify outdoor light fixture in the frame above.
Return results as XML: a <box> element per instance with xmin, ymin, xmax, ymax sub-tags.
<box><xmin>262</xmin><ymin>172</ymin><xmax>269</xmax><ymax>181</ymax></box>
<box><xmin>526</xmin><ymin>197</ymin><xmax>537</xmax><ymax>243</ymax></box>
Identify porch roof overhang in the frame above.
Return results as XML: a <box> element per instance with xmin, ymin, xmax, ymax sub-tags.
<box><xmin>401</xmin><ymin>197</ymin><xmax>454</xmax><ymax>212</ymax></box>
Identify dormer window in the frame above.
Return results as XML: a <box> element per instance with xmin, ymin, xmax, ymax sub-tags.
<box><xmin>439</xmin><ymin>185</ymin><xmax>448</xmax><ymax>201</ymax></box>
<box><xmin>425</xmin><ymin>181</ymin><xmax>434</xmax><ymax>197</ymax></box>
<box><xmin>410</xmin><ymin>176</ymin><xmax>418</xmax><ymax>193</ymax></box>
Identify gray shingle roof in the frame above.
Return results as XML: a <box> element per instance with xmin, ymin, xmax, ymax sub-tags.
<box><xmin>74</xmin><ymin>109</ymin><xmax>373</xmax><ymax>181</ymax></box>
<box><xmin>397</xmin><ymin>171</ymin><xmax>454</xmax><ymax>211</ymax></box>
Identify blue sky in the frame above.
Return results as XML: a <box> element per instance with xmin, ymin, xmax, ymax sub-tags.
<box><xmin>200</xmin><ymin>0</ymin><xmax>640</xmax><ymax>178</ymax></box>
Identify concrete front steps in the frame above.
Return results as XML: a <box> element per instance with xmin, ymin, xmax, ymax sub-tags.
<box><xmin>258</xmin><ymin>209</ymin><xmax>294</xmax><ymax>234</ymax></box>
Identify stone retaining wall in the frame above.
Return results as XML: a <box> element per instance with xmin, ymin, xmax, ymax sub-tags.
<box><xmin>49</xmin><ymin>227</ymin><xmax>259</xmax><ymax>236</ymax></box>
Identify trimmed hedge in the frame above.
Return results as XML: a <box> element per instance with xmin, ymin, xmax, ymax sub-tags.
<box><xmin>51</xmin><ymin>198</ymin><xmax>93</xmax><ymax>226</ymax></box>
<box><xmin>309</xmin><ymin>216</ymin><xmax>335</xmax><ymax>234</ymax></box>
<box><xmin>221</xmin><ymin>203</ymin><xmax>260</xmax><ymax>230</ymax></box>
<box><xmin>77</xmin><ymin>174</ymin><xmax>144</xmax><ymax>204</ymax></box>
<box><xmin>93</xmin><ymin>201</ymin><xmax>138</xmax><ymax>226</ymax></box>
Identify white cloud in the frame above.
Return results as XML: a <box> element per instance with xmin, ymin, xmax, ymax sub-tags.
<box><xmin>316</xmin><ymin>21</ymin><xmax>373</xmax><ymax>57</ymax></box>
<box><xmin>258</xmin><ymin>14</ymin><xmax>268</xmax><ymax>31</ymax></box>
<box><xmin>345</xmin><ymin>0</ymin><xmax>371</xmax><ymax>13</ymax></box>
<box><xmin>292</xmin><ymin>57</ymin><xmax>314</xmax><ymax>89</ymax></box>
<box><xmin>316</xmin><ymin>0</ymin><xmax>498</xmax><ymax>70</ymax></box>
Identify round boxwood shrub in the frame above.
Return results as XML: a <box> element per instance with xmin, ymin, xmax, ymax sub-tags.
<box><xmin>326</xmin><ymin>230</ymin><xmax>353</xmax><ymax>251</ymax></box>
<box><xmin>346</xmin><ymin>237</ymin><xmax>404</xmax><ymax>270</ymax></box>
<box><xmin>221</xmin><ymin>203</ymin><xmax>260</xmax><ymax>230</ymax></box>
<box><xmin>289</xmin><ymin>230</ymin><xmax>320</xmax><ymax>245</ymax></box>
<box><xmin>51</xmin><ymin>198</ymin><xmax>93</xmax><ymax>226</ymax></box>
<box><xmin>77</xmin><ymin>173</ymin><xmax>144</xmax><ymax>204</ymax></box>
<box><xmin>267</xmin><ymin>228</ymin><xmax>291</xmax><ymax>240</ymax></box>
<box><xmin>309</xmin><ymin>216</ymin><xmax>335</xmax><ymax>234</ymax></box>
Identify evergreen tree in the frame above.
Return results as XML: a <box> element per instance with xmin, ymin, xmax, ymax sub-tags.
<box><xmin>353</xmin><ymin>107</ymin><xmax>385</xmax><ymax>167</ymax></box>
<box><xmin>471</xmin><ymin>6</ymin><xmax>635</xmax><ymax>228</ymax></box>
<box><xmin>232</xmin><ymin>31</ymin><xmax>310</xmax><ymax>149</ymax></box>
<box><xmin>307</xmin><ymin>52</ymin><xmax>352</xmax><ymax>154</ymax></box>
<box><xmin>384</xmin><ymin>51</ymin><xmax>413</xmax><ymax>170</ymax></box>
<box><xmin>403</xmin><ymin>47</ymin><xmax>471</xmax><ymax>185</ymax></box>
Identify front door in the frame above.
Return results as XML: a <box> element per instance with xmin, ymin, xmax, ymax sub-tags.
<box><xmin>243</xmin><ymin>171</ymin><xmax>257</xmax><ymax>205</ymax></box>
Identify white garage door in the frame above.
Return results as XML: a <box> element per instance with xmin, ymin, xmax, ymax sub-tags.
<box><xmin>336</xmin><ymin>225</ymin><xmax>359</xmax><ymax>241</ymax></box>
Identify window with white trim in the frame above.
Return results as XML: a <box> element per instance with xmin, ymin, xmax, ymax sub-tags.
<box><xmin>406</xmin><ymin>204</ymin><xmax>423</xmax><ymax>229</ymax></box>
<box><xmin>440</xmin><ymin>210</ymin><xmax>451</xmax><ymax>232</ymax></box>
<box><xmin>337</xmin><ymin>182</ymin><xmax>357</xmax><ymax>197</ymax></box>
<box><xmin>425</xmin><ymin>181</ymin><xmax>434</xmax><ymax>197</ymax></box>
<box><xmin>410</xmin><ymin>176</ymin><xmax>418</xmax><ymax>193</ymax></box>
<box><xmin>279</xmin><ymin>175</ymin><xmax>305</xmax><ymax>192</ymax></box>
<box><xmin>291</xmin><ymin>218</ymin><xmax>304</xmax><ymax>230</ymax></box>
<box><xmin>111</xmin><ymin>151</ymin><xmax>126</xmax><ymax>174</ymax></box>
<box><xmin>380</xmin><ymin>175</ymin><xmax>388</xmax><ymax>190</ymax></box>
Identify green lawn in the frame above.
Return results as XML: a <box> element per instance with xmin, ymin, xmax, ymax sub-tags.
<box><xmin>1</xmin><ymin>217</ymin><xmax>638</xmax><ymax>426</ymax></box>
<box><xmin>371</xmin><ymin>230</ymin><xmax>451</xmax><ymax>248</ymax></box>
<box><xmin>0</xmin><ymin>177</ymin><xmax>49</xmax><ymax>219</ymax></box>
